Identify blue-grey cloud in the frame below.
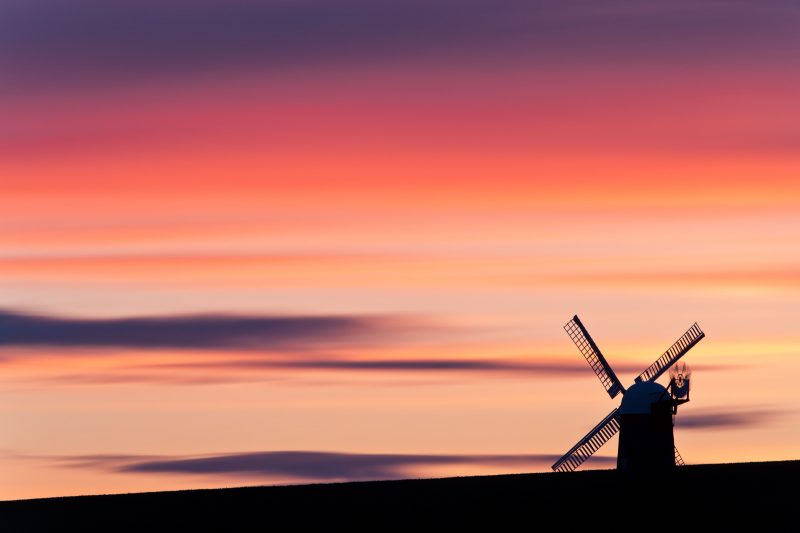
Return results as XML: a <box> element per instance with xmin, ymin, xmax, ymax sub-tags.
<box><xmin>2</xmin><ymin>1</ymin><xmax>798</xmax><ymax>90</ymax></box>
<box><xmin>50</xmin><ymin>451</ymin><xmax>615</xmax><ymax>481</ymax></box>
<box><xmin>30</xmin><ymin>359</ymin><xmax>647</xmax><ymax>387</ymax></box>
<box><xmin>0</xmin><ymin>308</ymin><xmax>733</xmax><ymax>385</ymax></box>
<box><xmin>43</xmin><ymin>357</ymin><xmax>710</xmax><ymax>387</ymax></box>
<box><xmin>207</xmin><ymin>359</ymin><xmax>730</xmax><ymax>373</ymax></box>
<box><xmin>677</xmin><ymin>408</ymin><xmax>786</xmax><ymax>430</ymax></box>
<box><xmin>0</xmin><ymin>308</ymin><xmax>402</xmax><ymax>351</ymax></box>
<box><xmin>31</xmin><ymin>358</ymin><xmax>656</xmax><ymax>387</ymax></box>
<box><xmin>149</xmin><ymin>358</ymin><xmax>644</xmax><ymax>374</ymax></box>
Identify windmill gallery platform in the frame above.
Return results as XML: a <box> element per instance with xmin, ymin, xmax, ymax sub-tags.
<box><xmin>1</xmin><ymin>460</ymin><xmax>797</xmax><ymax>530</ymax></box>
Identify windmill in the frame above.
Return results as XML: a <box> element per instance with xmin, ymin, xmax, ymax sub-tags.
<box><xmin>552</xmin><ymin>315</ymin><xmax>705</xmax><ymax>472</ymax></box>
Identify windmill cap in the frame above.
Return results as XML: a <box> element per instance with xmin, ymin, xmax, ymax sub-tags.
<box><xmin>619</xmin><ymin>381</ymin><xmax>668</xmax><ymax>414</ymax></box>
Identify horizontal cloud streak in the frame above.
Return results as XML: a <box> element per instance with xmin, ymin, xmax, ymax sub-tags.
<box><xmin>30</xmin><ymin>360</ymin><xmax>634</xmax><ymax>387</ymax></box>
<box><xmin>51</xmin><ymin>451</ymin><xmax>615</xmax><ymax>481</ymax></box>
<box><xmin>2</xmin><ymin>0</ymin><xmax>798</xmax><ymax>90</ymax></box>
<box><xmin>34</xmin><ymin>359</ymin><xmax>730</xmax><ymax>387</ymax></box>
<box><xmin>677</xmin><ymin>408</ymin><xmax>786</xmax><ymax>430</ymax></box>
<box><xmin>0</xmin><ymin>309</ymin><xmax>404</xmax><ymax>351</ymax></box>
<box><xmin>148</xmin><ymin>359</ymin><xmax>734</xmax><ymax>376</ymax></box>
<box><xmin>150</xmin><ymin>358</ymin><xmax>646</xmax><ymax>374</ymax></box>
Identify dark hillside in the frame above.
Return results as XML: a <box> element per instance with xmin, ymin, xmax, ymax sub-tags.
<box><xmin>2</xmin><ymin>461</ymin><xmax>796</xmax><ymax>531</ymax></box>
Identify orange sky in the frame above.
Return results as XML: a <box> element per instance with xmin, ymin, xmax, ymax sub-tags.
<box><xmin>2</xmin><ymin>0</ymin><xmax>800</xmax><ymax>500</ymax></box>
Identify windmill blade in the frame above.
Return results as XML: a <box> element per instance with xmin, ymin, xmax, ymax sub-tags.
<box><xmin>674</xmin><ymin>446</ymin><xmax>685</xmax><ymax>466</ymax></box>
<box><xmin>564</xmin><ymin>315</ymin><xmax>625</xmax><ymax>399</ymax></box>
<box><xmin>634</xmin><ymin>323</ymin><xmax>705</xmax><ymax>384</ymax></box>
<box><xmin>552</xmin><ymin>408</ymin><xmax>620</xmax><ymax>472</ymax></box>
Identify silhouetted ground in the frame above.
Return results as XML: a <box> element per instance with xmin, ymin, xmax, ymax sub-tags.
<box><xmin>1</xmin><ymin>460</ymin><xmax>797</xmax><ymax>531</ymax></box>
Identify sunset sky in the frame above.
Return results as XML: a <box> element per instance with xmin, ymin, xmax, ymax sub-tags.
<box><xmin>2</xmin><ymin>0</ymin><xmax>800</xmax><ymax>499</ymax></box>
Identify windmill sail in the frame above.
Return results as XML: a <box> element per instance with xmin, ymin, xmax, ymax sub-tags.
<box><xmin>634</xmin><ymin>323</ymin><xmax>705</xmax><ymax>383</ymax></box>
<box><xmin>564</xmin><ymin>315</ymin><xmax>625</xmax><ymax>399</ymax></box>
<box><xmin>551</xmin><ymin>408</ymin><xmax>620</xmax><ymax>472</ymax></box>
<box><xmin>674</xmin><ymin>446</ymin><xmax>685</xmax><ymax>466</ymax></box>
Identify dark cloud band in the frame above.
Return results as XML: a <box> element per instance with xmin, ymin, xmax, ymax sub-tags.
<box><xmin>0</xmin><ymin>309</ymin><xmax>392</xmax><ymax>351</ymax></box>
<box><xmin>677</xmin><ymin>408</ymin><xmax>785</xmax><ymax>430</ymax></box>
<box><xmin>148</xmin><ymin>358</ymin><xmax>629</xmax><ymax>374</ymax></box>
<box><xmin>49</xmin><ymin>450</ymin><xmax>615</xmax><ymax>481</ymax></box>
<box><xmin>2</xmin><ymin>0</ymin><xmax>798</xmax><ymax>89</ymax></box>
<box><xmin>34</xmin><ymin>359</ymin><xmax>655</xmax><ymax>386</ymax></box>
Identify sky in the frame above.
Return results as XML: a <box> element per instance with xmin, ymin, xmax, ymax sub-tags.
<box><xmin>2</xmin><ymin>0</ymin><xmax>799</xmax><ymax>500</ymax></box>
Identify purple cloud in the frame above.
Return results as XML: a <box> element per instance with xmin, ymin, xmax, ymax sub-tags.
<box><xmin>2</xmin><ymin>1</ymin><xmax>798</xmax><ymax>91</ymax></box>
<box><xmin>49</xmin><ymin>450</ymin><xmax>615</xmax><ymax>481</ymax></box>
<box><xmin>0</xmin><ymin>308</ymin><xmax>405</xmax><ymax>351</ymax></box>
<box><xmin>147</xmin><ymin>358</ymin><xmax>642</xmax><ymax>374</ymax></box>
<box><xmin>677</xmin><ymin>408</ymin><xmax>786</xmax><ymax>430</ymax></box>
<box><xmin>0</xmin><ymin>308</ymin><xmax>733</xmax><ymax>386</ymax></box>
<box><xmin>35</xmin><ymin>357</ymin><xmax>716</xmax><ymax>386</ymax></box>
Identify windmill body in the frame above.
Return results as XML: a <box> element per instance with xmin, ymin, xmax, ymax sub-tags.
<box><xmin>552</xmin><ymin>315</ymin><xmax>703</xmax><ymax>473</ymax></box>
<box><xmin>617</xmin><ymin>381</ymin><xmax>674</xmax><ymax>471</ymax></box>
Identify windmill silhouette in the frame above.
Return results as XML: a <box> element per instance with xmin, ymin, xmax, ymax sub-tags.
<box><xmin>552</xmin><ymin>315</ymin><xmax>705</xmax><ymax>472</ymax></box>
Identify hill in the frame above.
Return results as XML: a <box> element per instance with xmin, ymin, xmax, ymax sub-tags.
<box><xmin>1</xmin><ymin>460</ymin><xmax>797</xmax><ymax>530</ymax></box>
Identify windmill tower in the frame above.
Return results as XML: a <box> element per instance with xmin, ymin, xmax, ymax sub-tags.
<box><xmin>552</xmin><ymin>315</ymin><xmax>704</xmax><ymax>473</ymax></box>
